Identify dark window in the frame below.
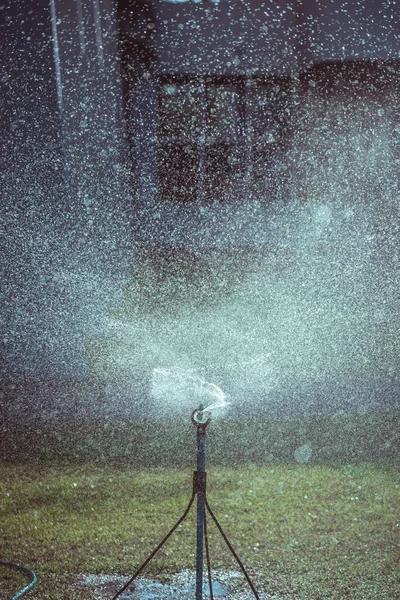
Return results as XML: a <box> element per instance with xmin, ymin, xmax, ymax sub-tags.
<box><xmin>159</xmin><ymin>82</ymin><xmax>201</xmax><ymax>138</ymax></box>
<box><xmin>207</xmin><ymin>83</ymin><xmax>242</xmax><ymax>139</ymax></box>
<box><xmin>158</xmin><ymin>143</ymin><xmax>199</xmax><ymax>203</ymax></box>
<box><xmin>158</xmin><ymin>76</ymin><xmax>291</xmax><ymax>203</ymax></box>
<box><xmin>251</xmin><ymin>80</ymin><xmax>290</xmax><ymax>139</ymax></box>
<box><xmin>204</xmin><ymin>142</ymin><xmax>246</xmax><ymax>202</ymax></box>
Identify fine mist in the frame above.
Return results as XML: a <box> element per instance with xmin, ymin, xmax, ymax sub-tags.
<box><xmin>84</xmin><ymin>209</ymin><xmax>399</xmax><ymax>420</ymax></box>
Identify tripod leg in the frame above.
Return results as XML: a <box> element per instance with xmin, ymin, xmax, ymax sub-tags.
<box><xmin>196</xmin><ymin>491</ymin><xmax>205</xmax><ymax>600</ymax></box>
<box><xmin>205</xmin><ymin>498</ymin><xmax>260</xmax><ymax>600</ymax></box>
<box><xmin>111</xmin><ymin>493</ymin><xmax>196</xmax><ymax>600</ymax></box>
<box><xmin>204</xmin><ymin>509</ymin><xmax>214</xmax><ymax>600</ymax></box>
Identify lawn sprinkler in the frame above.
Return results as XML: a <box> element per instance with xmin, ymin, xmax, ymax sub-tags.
<box><xmin>111</xmin><ymin>402</ymin><xmax>260</xmax><ymax>600</ymax></box>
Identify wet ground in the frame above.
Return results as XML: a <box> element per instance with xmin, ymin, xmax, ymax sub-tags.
<box><xmin>74</xmin><ymin>570</ymin><xmax>276</xmax><ymax>599</ymax></box>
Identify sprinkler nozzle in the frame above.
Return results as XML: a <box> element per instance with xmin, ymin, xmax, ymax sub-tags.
<box><xmin>191</xmin><ymin>403</ymin><xmax>211</xmax><ymax>426</ymax></box>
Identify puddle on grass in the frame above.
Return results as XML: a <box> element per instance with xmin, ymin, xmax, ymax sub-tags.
<box><xmin>75</xmin><ymin>570</ymin><xmax>277</xmax><ymax>599</ymax></box>
<box><xmin>116</xmin><ymin>579</ymin><xmax>228</xmax><ymax>598</ymax></box>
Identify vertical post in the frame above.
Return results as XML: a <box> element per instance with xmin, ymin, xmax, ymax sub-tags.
<box><xmin>197</xmin><ymin>76</ymin><xmax>207</xmax><ymax>203</ymax></box>
<box><xmin>244</xmin><ymin>77</ymin><xmax>253</xmax><ymax>198</ymax></box>
<box><xmin>196</xmin><ymin>423</ymin><xmax>207</xmax><ymax>600</ymax></box>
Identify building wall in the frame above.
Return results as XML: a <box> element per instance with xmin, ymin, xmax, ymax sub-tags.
<box><xmin>154</xmin><ymin>0</ymin><xmax>302</xmax><ymax>76</ymax></box>
<box><xmin>153</xmin><ymin>0</ymin><xmax>399</xmax><ymax>76</ymax></box>
<box><xmin>291</xmin><ymin>60</ymin><xmax>400</xmax><ymax>206</ymax></box>
<box><xmin>305</xmin><ymin>0</ymin><xmax>400</xmax><ymax>63</ymax></box>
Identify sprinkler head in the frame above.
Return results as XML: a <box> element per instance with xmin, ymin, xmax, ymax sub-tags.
<box><xmin>191</xmin><ymin>403</ymin><xmax>211</xmax><ymax>426</ymax></box>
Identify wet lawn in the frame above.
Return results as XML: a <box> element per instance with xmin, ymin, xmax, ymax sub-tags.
<box><xmin>1</xmin><ymin>462</ymin><xmax>399</xmax><ymax>599</ymax></box>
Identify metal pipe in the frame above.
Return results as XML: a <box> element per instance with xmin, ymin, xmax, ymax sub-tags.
<box><xmin>196</xmin><ymin>422</ymin><xmax>207</xmax><ymax>600</ymax></box>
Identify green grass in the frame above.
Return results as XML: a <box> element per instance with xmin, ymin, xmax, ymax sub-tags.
<box><xmin>1</xmin><ymin>462</ymin><xmax>399</xmax><ymax>599</ymax></box>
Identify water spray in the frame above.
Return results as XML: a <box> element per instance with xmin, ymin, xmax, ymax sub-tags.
<box><xmin>111</xmin><ymin>397</ymin><xmax>260</xmax><ymax>600</ymax></box>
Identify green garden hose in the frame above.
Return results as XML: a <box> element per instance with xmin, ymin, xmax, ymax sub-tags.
<box><xmin>0</xmin><ymin>561</ymin><xmax>37</xmax><ymax>599</ymax></box>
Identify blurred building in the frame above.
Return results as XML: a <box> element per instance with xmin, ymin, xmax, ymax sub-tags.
<box><xmin>2</xmin><ymin>0</ymin><xmax>398</xmax><ymax>240</ymax></box>
<box><xmin>117</xmin><ymin>0</ymin><xmax>400</xmax><ymax>213</ymax></box>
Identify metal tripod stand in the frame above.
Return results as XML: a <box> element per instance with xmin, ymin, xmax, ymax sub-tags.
<box><xmin>111</xmin><ymin>405</ymin><xmax>259</xmax><ymax>600</ymax></box>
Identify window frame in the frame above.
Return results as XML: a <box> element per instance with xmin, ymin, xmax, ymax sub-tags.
<box><xmin>157</xmin><ymin>74</ymin><xmax>291</xmax><ymax>203</ymax></box>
